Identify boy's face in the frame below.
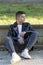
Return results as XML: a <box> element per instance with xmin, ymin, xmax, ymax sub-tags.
<box><xmin>16</xmin><ymin>14</ymin><xmax>25</xmax><ymax>24</ymax></box>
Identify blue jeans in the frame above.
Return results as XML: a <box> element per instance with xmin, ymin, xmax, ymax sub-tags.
<box><xmin>5</xmin><ymin>31</ymin><xmax>38</xmax><ymax>55</ymax></box>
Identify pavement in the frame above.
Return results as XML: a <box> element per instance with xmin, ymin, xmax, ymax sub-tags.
<box><xmin>0</xmin><ymin>49</ymin><xmax>43</xmax><ymax>65</ymax></box>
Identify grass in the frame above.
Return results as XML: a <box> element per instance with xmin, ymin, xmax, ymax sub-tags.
<box><xmin>0</xmin><ymin>3</ymin><xmax>43</xmax><ymax>25</ymax></box>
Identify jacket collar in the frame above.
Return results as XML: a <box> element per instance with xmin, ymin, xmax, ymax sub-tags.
<box><xmin>13</xmin><ymin>22</ymin><xmax>25</xmax><ymax>31</ymax></box>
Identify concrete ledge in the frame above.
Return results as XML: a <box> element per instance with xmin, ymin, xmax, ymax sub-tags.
<box><xmin>0</xmin><ymin>24</ymin><xmax>43</xmax><ymax>29</ymax></box>
<box><xmin>0</xmin><ymin>25</ymin><xmax>43</xmax><ymax>48</ymax></box>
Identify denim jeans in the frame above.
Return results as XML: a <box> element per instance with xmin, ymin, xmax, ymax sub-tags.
<box><xmin>5</xmin><ymin>31</ymin><xmax>38</xmax><ymax>55</ymax></box>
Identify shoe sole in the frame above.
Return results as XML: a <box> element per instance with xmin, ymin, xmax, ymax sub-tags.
<box><xmin>10</xmin><ymin>59</ymin><xmax>21</xmax><ymax>65</ymax></box>
<box><xmin>20</xmin><ymin>56</ymin><xmax>31</xmax><ymax>59</ymax></box>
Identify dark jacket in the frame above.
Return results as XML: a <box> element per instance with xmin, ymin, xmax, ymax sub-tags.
<box><xmin>7</xmin><ymin>22</ymin><xmax>35</xmax><ymax>40</ymax></box>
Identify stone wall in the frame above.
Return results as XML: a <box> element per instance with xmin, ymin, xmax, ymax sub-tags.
<box><xmin>0</xmin><ymin>25</ymin><xmax>43</xmax><ymax>46</ymax></box>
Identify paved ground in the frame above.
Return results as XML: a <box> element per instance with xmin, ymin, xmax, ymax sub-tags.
<box><xmin>0</xmin><ymin>50</ymin><xmax>43</xmax><ymax>65</ymax></box>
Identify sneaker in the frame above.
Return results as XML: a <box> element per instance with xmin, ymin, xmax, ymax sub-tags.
<box><xmin>21</xmin><ymin>49</ymin><xmax>31</xmax><ymax>59</ymax></box>
<box><xmin>11</xmin><ymin>52</ymin><xmax>21</xmax><ymax>64</ymax></box>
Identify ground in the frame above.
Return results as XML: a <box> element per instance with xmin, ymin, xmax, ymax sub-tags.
<box><xmin>0</xmin><ymin>49</ymin><xmax>43</xmax><ymax>65</ymax></box>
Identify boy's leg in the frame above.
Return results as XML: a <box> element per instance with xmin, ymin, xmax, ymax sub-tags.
<box><xmin>5</xmin><ymin>36</ymin><xmax>21</xmax><ymax>63</ymax></box>
<box><xmin>5</xmin><ymin>36</ymin><xmax>25</xmax><ymax>54</ymax></box>
<box><xmin>25</xmin><ymin>31</ymin><xmax>38</xmax><ymax>50</ymax></box>
<box><xmin>5</xmin><ymin>36</ymin><xmax>15</xmax><ymax>55</ymax></box>
<box><xmin>21</xmin><ymin>31</ymin><xmax>38</xmax><ymax>59</ymax></box>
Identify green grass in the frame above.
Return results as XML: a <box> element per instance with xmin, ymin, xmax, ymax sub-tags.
<box><xmin>0</xmin><ymin>3</ymin><xmax>43</xmax><ymax>25</ymax></box>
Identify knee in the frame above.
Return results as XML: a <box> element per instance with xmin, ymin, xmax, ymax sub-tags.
<box><xmin>5</xmin><ymin>36</ymin><xmax>11</xmax><ymax>41</ymax></box>
<box><xmin>35</xmin><ymin>31</ymin><xmax>39</xmax><ymax>36</ymax></box>
<box><xmin>32</xmin><ymin>31</ymin><xmax>39</xmax><ymax>37</ymax></box>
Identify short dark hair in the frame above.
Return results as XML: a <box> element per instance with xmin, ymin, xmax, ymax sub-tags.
<box><xmin>16</xmin><ymin>11</ymin><xmax>25</xmax><ymax>17</ymax></box>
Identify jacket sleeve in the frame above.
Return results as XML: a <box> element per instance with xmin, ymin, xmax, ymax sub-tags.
<box><xmin>26</xmin><ymin>23</ymin><xmax>36</xmax><ymax>34</ymax></box>
<box><xmin>28</xmin><ymin>24</ymin><xmax>35</xmax><ymax>31</ymax></box>
<box><xmin>7</xmin><ymin>25</ymin><xmax>18</xmax><ymax>40</ymax></box>
<box><xmin>7</xmin><ymin>25</ymin><xmax>13</xmax><ymax>37</ymax></box>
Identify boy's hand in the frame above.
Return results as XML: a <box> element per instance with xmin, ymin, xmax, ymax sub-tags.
<box><xmin>20</xmin><ymin>32</ymin><xmax>26</xmax><ymax>37</ymax></box>
<box><xmin>18</xmin><ymin>39</ymin><xmax>24</xmax><ymax>45</ymax></box>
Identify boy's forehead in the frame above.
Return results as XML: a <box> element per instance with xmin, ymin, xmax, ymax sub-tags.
<box><xmin>18</xmin><ymin>14</ymin><xmax>25</xmax><ymax>17</ymax></box>
<box><xmin>21</xmin><ymin>14</ymin><xmax>25</xmax><ymax>16</ymax></box>
<box><xmin>16</xmin><ymin>14</ymin><xmax>26</xmax><ymax>18</ymax></box>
